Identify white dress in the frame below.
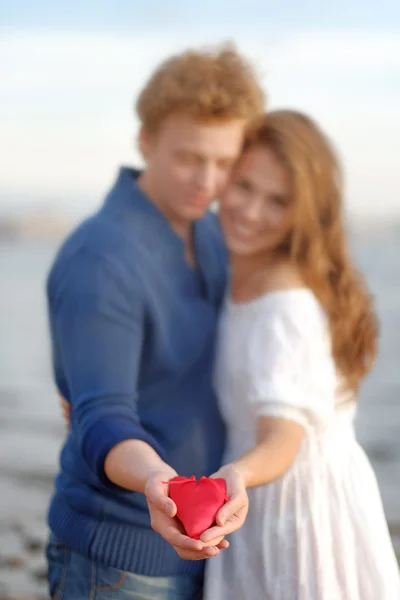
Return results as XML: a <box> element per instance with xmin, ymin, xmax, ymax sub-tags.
<box><xmin>204</xmin><ymin>289</ymin><xmax>400</xmax><ymax>600</ymax></box>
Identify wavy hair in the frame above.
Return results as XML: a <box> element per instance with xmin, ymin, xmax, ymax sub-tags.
<box><xmin>244</xmin><ymin>110</ymin><xmax>379</xmax><ymax>392</ymax></box>
<box><xmin>136</xmin><ymin>43</ymin><xmax>265</xmax><ymax>132</ymax></box>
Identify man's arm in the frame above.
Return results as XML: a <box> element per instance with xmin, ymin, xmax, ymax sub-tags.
<box><xmin>59</xmin><ymin>396</ymin><xmax>171</xmax><ymax>493</ymax></box>
<box><xmin>51</xmin><ymin>251</ymin><xmax>165</xmax><ymax>488</ymax></box>
<box><xmin>51</xmin><ymin>250</ymin><xmax>226</xmax><ymax>558</ymax></box>
<box><xmin>57</xmin><ymin>404</ymin><xmax>226</xmax><ymax>559</ymax></box>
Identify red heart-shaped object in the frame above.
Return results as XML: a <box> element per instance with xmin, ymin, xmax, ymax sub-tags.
<box><xmin>168</xmin><ymin>475</ymin><xmax>229</xmax><ymax>539</ymax></box>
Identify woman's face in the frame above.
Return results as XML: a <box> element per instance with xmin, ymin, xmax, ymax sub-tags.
<box><xmin>220</xmin><ymin>145</ymin><xmax>294</xmax><ymax>259</ymax></box>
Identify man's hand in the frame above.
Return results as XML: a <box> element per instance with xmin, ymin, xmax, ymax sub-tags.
<box><xmin>145</xmin><ymin>471</ymin><xmax>229</xmax><ymax>560</ymax></box>
<box><xmin>199</xmin><ymin>464</ymin><xmax>248</xmax><ymax>545</ymax></box>
<box><xmin>59</xmin><ymin>396</ymin><xmax>230</xmax><ymax>560</ymax></box>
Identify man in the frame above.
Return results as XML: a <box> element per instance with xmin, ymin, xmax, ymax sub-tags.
<box><xmin>46</xmin><ymin>44</ymin><xmax>265</xmax><ymax>598</ymax></box>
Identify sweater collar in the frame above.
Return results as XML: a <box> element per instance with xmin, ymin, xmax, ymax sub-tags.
<box><xmin>103</xmin><ymin>166</ymin><xmax>225</xmax><ymax>303</ymax></box>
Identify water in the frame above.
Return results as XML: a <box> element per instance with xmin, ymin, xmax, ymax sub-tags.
<box><xmin>0</xmin><ymin>236</ymin><xmax>399</xmax><ymax>594</ymax></box>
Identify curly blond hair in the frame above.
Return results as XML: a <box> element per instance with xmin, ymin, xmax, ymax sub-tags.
<box><xmin>244</xmin><ymin>111</ymin><xmax>379</xmax><ymax>393</ymax></box>
<box><xmin>136</xmin><ymin>44</ymin><xmax>265</xmax><ymax>132</ymax></box>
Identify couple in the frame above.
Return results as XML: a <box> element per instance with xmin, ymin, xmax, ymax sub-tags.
<box><xmin>46</xmin><ymin>45</ymin><xmax>400</xmax><ymax>599</ymax></box>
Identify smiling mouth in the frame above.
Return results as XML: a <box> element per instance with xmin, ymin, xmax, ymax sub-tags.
<box><xmin>229</xmin><ymin>220</ymin><xmax>257</xmax><ymax>238</ymax></box>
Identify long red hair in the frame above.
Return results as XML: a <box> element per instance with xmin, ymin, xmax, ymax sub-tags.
<box><xmin>244</xmin><ymin>110</ymin><xmax>379</xmax><ymax>393</ymax></box>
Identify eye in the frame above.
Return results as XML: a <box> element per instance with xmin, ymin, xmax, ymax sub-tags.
<box><xmin>271</xmin><ymin>194</ymin><xmax>289</xmax><ymax>207</ymax></box>
<box><xmin>218</xmin><ymin>160</ymin><xmax>234</xmax><ymax>172</ymax></box>
<box><xmin>236</xmin><ymin>178</ymin><xmax>252</xmax><ymax>192</ymax></box>
<box><xmin>177</xmin><ymin>152</ymin><xmax>197</xmax><ymax>165</ymax></box>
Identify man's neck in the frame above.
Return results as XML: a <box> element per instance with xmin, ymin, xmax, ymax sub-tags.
<box><xmin>137</xmin><ymin>171</ymin><xmax>192</xmax><ymax>243</ymax></box>
<box><xmin>137</xmin><ymin>171</ymin><xmax>196</xmax><ymax>267</ymax></box>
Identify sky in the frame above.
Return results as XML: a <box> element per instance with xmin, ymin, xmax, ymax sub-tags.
<box><xmin>1</xmin><ymin>1</ymin><xmax>399</xmax><ymax>220</ymax></box>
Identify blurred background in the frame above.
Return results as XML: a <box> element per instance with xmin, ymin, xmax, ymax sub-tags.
<box><xmin>0</xmin><ymin>1</ymin><xmax>399</xmax><ymax>597</ymax></box>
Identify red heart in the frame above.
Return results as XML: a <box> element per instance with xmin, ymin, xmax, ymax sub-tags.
<box><xmin>167</xmin><ymin>475</ymin><xmax>229</xmax><ymax>539</ymax></box>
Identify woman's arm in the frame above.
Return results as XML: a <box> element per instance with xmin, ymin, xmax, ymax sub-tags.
<box><xmin>200</xmin><ymin>416</ymin><xmax>305</xmax><ymax>545</ymax></box>
<box><xmin>234</xmin><ymin>416</ymin><xmax>305</xmax><ymax>488</ymax></box>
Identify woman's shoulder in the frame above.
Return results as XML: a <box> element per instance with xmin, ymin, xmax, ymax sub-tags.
<box><xmin>226</xmin><ymin>261</ymin><xmax>327</xmax><ymax>337</ymax></box>
<box><xmin>261</xmin><ymin>263</ymin><xmax>325</xmax><ymax>323</ymax></box>
<box><xmin>259</xmin><ymin>290</ymin><xmax>327</xmax><ymax>340</ymax></box>
<box><xmin>263</xmin><ymin>260</ymin><xmax>303</xmax><ymax>292</ymax></box>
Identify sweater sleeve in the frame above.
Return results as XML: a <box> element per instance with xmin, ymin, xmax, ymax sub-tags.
<box><xmin>49</xmin><ymin>249</ymin><xmax>166</xmax><ymax>489</ymax></box>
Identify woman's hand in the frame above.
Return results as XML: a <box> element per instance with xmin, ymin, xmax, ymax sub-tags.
<box><xmin>200</xmin><ymin>464</ymin><xmax>249</xmax><ymax>545</ymax></box>
<box><xmin>60</xmin><ymin>396</ymin><xmax>71</xmax><ymax>429</ymax></box>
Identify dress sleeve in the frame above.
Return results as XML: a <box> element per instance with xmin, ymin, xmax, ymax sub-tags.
<box><xmin>248</xmin><ymin>294</ymin><xmax>336</xmax><ymax>431</ymax></box>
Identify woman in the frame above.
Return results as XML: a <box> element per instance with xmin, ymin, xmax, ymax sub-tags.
<box><xmin>203</xmin><ymin>110</ymin><xmax>400</xmax><ymax>599</ymax></box>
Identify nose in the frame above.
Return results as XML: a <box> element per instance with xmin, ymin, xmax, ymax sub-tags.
<box><xmin>240</xmin><ymin>196</ymin><xmax>263</xmax><ymax>223</ymax></box>
<box><xmin>195</xmin><ymin>163</ymin><xmax>218</xmax><ymax>195</ymax></box>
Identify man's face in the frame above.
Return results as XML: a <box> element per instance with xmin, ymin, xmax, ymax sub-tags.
<box><xmin>141</xmin><ymin>114</ymin><xmax>246</xmax><ymax>224</ymax></box>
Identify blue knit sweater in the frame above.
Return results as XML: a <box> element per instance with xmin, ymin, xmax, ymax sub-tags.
<box><xmin>46</xmin><ymin>167</ymin><xmax>227</xmax><ymax>577</ymax></box>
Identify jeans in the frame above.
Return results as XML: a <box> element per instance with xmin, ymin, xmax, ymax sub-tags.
<box><xmin>46</xmin><ymin>535</ymin><xmax>203</xmax><ymax>600</ymax></box>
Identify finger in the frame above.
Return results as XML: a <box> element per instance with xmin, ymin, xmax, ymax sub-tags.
<box><xmin>162</xmin><ymin>523</ymin><xmax>204</xmax><ymax>552</ymax></box>
<box><xmin>176</xmin><ymin>552</ymin><xmax>206</xmax><ymax>561</ymax></box>
<box><xmin>201</xmin><ymin>507</ymin><xmax>247</xmax><ymax>541</ymax></box>
<box><xmin>200</xmin><ymin>524</ymin><xmax>225</xmax><ymax>543</ymax></box>
<box><xmin>202</xmin><ymin>546</ymin><xmax>220</xmax><ymax>558</ymax></box>
<box><xmin>216</xmin><ymin>494</ymin><xmax>247</xmax><ymax>526</ymax></box>
<box><xmin>217</xmin><ymin>539</ymin><xmax>229</xmax><ymax>550</ymax></box>
<box><xmin>201</xmin><ymin>534</ymin><xmax>225</xmax><ymax>548</ymax></box>
<box><xmin>147</xmin><ymin>483</ymin><xmax>177</xmax><ymax>517</ymax></box>
<box><xmin>175</xmin><ymin>545</ymin><xmax>220</xmax><ymax>560</ymax></box>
